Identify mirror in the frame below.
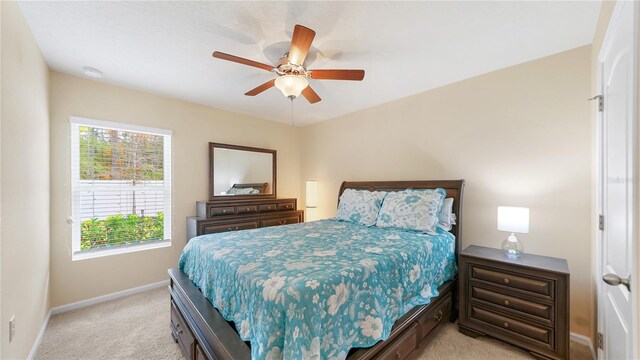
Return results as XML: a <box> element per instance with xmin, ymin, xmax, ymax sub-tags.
<box><xmin>209</xmin><ymin>143</ymin><xmax>276</xmax><ymax>200</ymax></box>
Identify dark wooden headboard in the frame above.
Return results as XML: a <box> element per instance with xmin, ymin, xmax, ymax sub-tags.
<box><xmin>232</xmin><ymin>182</ymin><xmax>269</xmax><ymax>193</ymax></box>
<box><xmin>338</xmin><ymin>180</ymin><xmax>465</xmax><ymax>261</ymax></box>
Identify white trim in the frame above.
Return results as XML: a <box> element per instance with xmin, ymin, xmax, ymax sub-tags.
<box><xmin>570</xmin><ymin>332</ymin><xmax>596</xmax><ymax>360</ymax></box>
<box><xmin>69</xmin><ymin>116</ymin><xmax>172</xmax><ymax>135</ymax></box>
<box><xmin>72</xmin><ymin>239</ymin><xmax>171</xmax><ymax>261</ymax></box>
<box><xmin>27</xmin><ymin>310</ymin><xmax>52</xmax><ymax>360</ymax></box>
<box><xmin>51</xmin><ymin>280</ymin><xmax>169</xmax><ymax>315</ymax></box>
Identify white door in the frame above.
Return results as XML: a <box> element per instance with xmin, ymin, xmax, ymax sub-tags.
<box><xmin>598</xmin><ymin>1</ymin><xmax>638</xmax><ymax>359</ymax></box>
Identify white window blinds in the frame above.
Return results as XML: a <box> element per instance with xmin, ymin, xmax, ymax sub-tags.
<box><xmin>70</xmin><ymin>117</ymin><xmax>172</xmax><ymax>257</ymax></box>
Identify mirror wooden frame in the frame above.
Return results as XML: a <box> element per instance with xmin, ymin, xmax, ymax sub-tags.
<box><xmin>209</xmin><ymin>142</ymin><xmax>277</xmax><ymax>201</ymax></box>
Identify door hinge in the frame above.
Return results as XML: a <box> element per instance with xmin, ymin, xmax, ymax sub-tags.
<box><xmin>599</xmin><ymin>214</ymin><xmax>604</xmax><ymax>231</ymax></box>
<box><xmin>589</xmin><ymin>95</ymin><xmax>604</xmax><ymax>112</ymax></box>
<box><xmin>597</xmin><ymin>332</ymin><xmax>604</xmax><ymax>350</ymax></box>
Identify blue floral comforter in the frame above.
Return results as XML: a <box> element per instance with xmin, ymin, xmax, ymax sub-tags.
<box><xmin>179</xmin><ymin>219</ymin><xmax>457</xmax><ymax>360</ymax></box>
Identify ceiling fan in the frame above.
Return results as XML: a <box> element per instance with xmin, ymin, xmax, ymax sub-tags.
<box><xmin>212</xmin><ymin>24</ymin><xmax>365</xmax><ymax>104</ymax></box>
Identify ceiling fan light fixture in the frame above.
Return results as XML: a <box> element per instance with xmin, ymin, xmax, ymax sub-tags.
<box><xmin>275</xmin><ymin>75</ymin><xmax>308</xmax><ymax>99</ymax></box>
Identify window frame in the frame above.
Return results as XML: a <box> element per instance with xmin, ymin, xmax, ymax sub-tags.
<box><xmin>70</xmin><ymin>116</ymin><xmax>172</xmax><ymax>261</ymax></box>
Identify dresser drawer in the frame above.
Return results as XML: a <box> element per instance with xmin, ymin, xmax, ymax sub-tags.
<box><xmin>471</xmin><ymin>285</ymin><xmax>553</xmax><ymax>325</ymax></box>
<box><xmin>208</xmin><ymin>206</ymin><xmax>235</xmax><ymax>217</ymax></box>
<box><xmin>236</xmin><ymin>205</ymin><xmax>258</xmax><ymax>214</ymax></box>
<box><xmin>277</xmin><ymin>202</ymin><xmax>295</xmax><ymax>211</ymax></box>
<box><xmin>201</xmin><ymin>221</ymin><xmax>258</xmax><ymax>234</ymax></box>
<box><xmin>374</xmin><ymin>323</ymin><xmax>418</xmax><ymax>360</ymax></box>
<box><xmin>470</xmin><ymin>265</ymin><xmax>554</xmax><ymax>299</ymax></box>
<box><xmin>260</xmin><ymin>216</ymin><xmax>300</xmax><ymax>228</ymax></box>
<box><xmin>171</xmin><ymin>300</ymin><xmax>195</xmax><ymax>360</ymax></box>
<box><xmin>258</xmin><ymin>204</ymin><xmax>277</xmax><ymax>212</ymax></box>
<box><xmin>417</xmin><ymin>292</ymin><xmax>452</xmax><ymax>340</ymax></box>
<box><xmin>470</xmin><ymin>303</ymin><xmax>554</xmax><ymax>348</ymax></box>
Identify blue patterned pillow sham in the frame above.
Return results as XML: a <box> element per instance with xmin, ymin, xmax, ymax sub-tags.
<box><xmin>336</xmin><ymin>189</ymin><xmax>387</xmax><ymax>226</ymax></box>
<box><xmin>375</xmin><ymin>188</ymin><xmax>446</xmax><ymax>234</ymax></box>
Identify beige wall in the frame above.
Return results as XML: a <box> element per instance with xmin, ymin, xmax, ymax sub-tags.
<box><xmin>301</xmin><ymin>46</ymin><xmax>593</xmax><ymax>337</ymax></box>
<box><xmin>49</xmin><ymin>72</ymin><xmax>301</xmax><ymax>307</ymax></box>
<box><xmin>1</xmin><ymin>1</ymin><xmax>51</xmax><ymax>358</ymax></box>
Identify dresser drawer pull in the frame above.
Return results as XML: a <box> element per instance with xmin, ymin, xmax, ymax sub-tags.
<box><xmin>434</xmin><ymin>310</ymin><xmax>443</xmax><ymax>322</ymax></box>
<box><xmin>503</xmin><ymin>278</ymin><xmax>510</xmax><ymax>284</ymax></box>
<box><xmin>278</xmin><ymin>220</ymin><xmax>286</xmax><ymax>225</ymax></box>
<box><xmin>503</xmin><ymin>322</ymin><xmax>509</xmax><ymax>328</ymax></box>
<box><xmin>222</xmin><ymin>209</ymin><xmax>228</xmax><ymax>213</ymax></box>
<box><xmin>227</xmin><ymin>226</ymin><xmax>239</xmax><ymax>231</ymax></box>
<box><xmin>395</xmin><ymin>352</ymin><xmax>401</xmax><ymax>360</ymax></box>
<box><xmin>504</xmin><ymin>299</ymin><xmax>510</xmax><ymax>306</ymax></box>
<box><xmin>245</xmin><ymin>207</ymin><xmax>251</xmax><ymax>211</ymax></box>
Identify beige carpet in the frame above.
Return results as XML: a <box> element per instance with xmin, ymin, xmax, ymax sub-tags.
<box><xmin>36</xmin><ymin>287</ymin><xmax>592</xmax><ymax>360</ymax></box>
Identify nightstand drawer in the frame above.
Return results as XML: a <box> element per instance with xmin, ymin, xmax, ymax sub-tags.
<box><xmin>470</xmin><ymin>303</ymin><xmax>554</xmax><ymax>348</ymax></box>
<box><xmin>470</xmin><ymin>265</ymin><xmax>553</xmax><ymax>299</ymax></box>
<box><xmin>471</xmin><ymin>285</ymin><xmax>553</xmax><ymax>325</ymax></box>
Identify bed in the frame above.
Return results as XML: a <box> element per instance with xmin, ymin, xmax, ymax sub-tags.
<box><xmin>168</xmin><ymin>180</ymin><xmax>464</xmax><ymax>360</ymax></box>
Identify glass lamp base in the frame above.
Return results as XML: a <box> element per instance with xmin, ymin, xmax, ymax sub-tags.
<box><xmin>502</xmin><ymin>233</ymin><xmax>524</xmax><ymax>259</ymax></box>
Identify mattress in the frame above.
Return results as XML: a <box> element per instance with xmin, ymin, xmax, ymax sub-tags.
<box><xmin>179</xmin><ymin>219</ymin><xmax>457</xmax><ymax>360</ymax></box>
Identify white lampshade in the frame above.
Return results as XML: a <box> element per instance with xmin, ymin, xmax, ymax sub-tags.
<box><xmin>497</xmin><ymin>206</ymin><xmax>529</xmax><ymax>233</ymax></box>
<box><xmin>306</xmin><ymin>180</ymin><xmax>318</xmax><ymax>208</ymax></box>
<box><xmin>275</xmin><ymin>75</ymin><xmax>308</xmax><ymax>98</ymax></box>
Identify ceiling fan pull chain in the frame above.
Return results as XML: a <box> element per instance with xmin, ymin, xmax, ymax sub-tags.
<box><xmin>290</xmin><ymin>97</ymin><xmax>295</xmax><ymax>127</ymax></box>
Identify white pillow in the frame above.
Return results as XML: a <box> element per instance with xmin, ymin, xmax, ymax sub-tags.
<box><xmin>437</xmin><ymin>198</ymin><xmax>456</xmax><ymax>231</ymax></box>
<box><xmin>336</xmin><ymin>189</ymin><xmax>387</xmax><ymax>226</ymax></box>
<box><xmin>375</xmin><ymin>188</ymin><xmax>446</xmax><ymax>234</ymax></box>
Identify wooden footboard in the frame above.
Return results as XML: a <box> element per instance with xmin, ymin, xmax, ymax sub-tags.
<box><xmin>169</xmin><ymin>267</ymin><xmax>457</xmax><ymax>360</ymax></box>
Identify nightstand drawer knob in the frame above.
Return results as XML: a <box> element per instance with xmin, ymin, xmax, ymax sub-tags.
<box><xmin>503</xmin><ymin>322</ymin><xmax>509</xmax><ymax>328</ymax></box>
<box><xmin>503</xmin><ymin>278</ymin><xmax>510</xmax><ymax>284</ymax></box>
<box><xmin>504</xmin><ymin>299</ymin><xmax>510</xmax><ymax>306</ymax></box>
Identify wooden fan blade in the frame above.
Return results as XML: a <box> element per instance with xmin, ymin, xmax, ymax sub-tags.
<box><xmin>301</xmin><ymin>86</ymin><xmax>321</xmax><ymax>104</ymax></box>
<box><xmin>245</xmin><ymin>79</ymin><xmax>275</xmax><ymax>96</ymax></box>
<box><xmin>288</xmin><ymin>25</ymin><xmax>316</xmax><ymax>66</ymax></box>
<box><xmin>212</xmin><ymin>51</ymin><xmax>273</xmax><ymax>71</ymax></box>
<box><xmin>309</xmin><ymin>69</ymin><xmax>365</xmax><ymax>81</ymax></box>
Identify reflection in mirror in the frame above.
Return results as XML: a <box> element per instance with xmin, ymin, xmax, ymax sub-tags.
<box><xmin>213</xmin><ymin>147</ymin><xmax>273</xmax><ymax>196</ymax></box>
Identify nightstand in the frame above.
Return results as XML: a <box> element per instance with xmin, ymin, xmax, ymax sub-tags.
<box><xmin>458</xmin><ymin>245</ymin><xmax>570</xmax><ymax>360</ymax></box>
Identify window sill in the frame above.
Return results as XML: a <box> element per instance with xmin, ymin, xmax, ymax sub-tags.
<box><xmin>72</xmin><ymin>239</ymin><xmax>171</xmax><ymax>261</ymax></box>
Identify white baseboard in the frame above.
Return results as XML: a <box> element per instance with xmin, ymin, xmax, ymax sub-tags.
<box><xmin>27</xmin><ymin>309</ymin><xmax>52</xmax><ymax>360</ymax></box>
<box><xmin>28</xmin><ymin>280</ymin><xmax>169</xmax><ymax>359</ymax></box>
<box><xmin>570</xmin><ymin>332</ymin><xmax>596</xmax><ymax>360</ymax></box>
<box><xmin>50</xmin><ymin>280</ymin><xmax>169</xmax><ymax>315</ymax></box>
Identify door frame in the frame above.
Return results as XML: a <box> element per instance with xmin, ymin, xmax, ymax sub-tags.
<box><xmin>596</xmin><ymin>1</ymin><xmax>639</xmax><ymax>359</ymax></box>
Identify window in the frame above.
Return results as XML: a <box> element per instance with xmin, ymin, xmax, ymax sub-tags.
<box><xmin>70</xmin><ymin>117</ymin><xmax>172</xmax><ymax>260</ymax></box>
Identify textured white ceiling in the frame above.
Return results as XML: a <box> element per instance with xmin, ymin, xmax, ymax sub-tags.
<box><xmin>18</xmin><ymin>1</ymin><xmax>601</xmax><ymax>126</ymax></box>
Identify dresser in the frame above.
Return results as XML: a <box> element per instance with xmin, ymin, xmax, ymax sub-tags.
<box><xmin>458</xmin><ymin>245</ymin><xmax>570</xmax><ymax>360</ymax></box>
<box><xmin>186</xmin><ymin>198</ymin><xmax>304</xmax><ymax>241</ymax></box>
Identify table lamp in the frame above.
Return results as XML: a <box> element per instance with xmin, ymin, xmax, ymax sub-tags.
<box><xmin>497</xmin><ymin>206</ymin><xmax>529</xmax><ymax>258</ymax></box>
